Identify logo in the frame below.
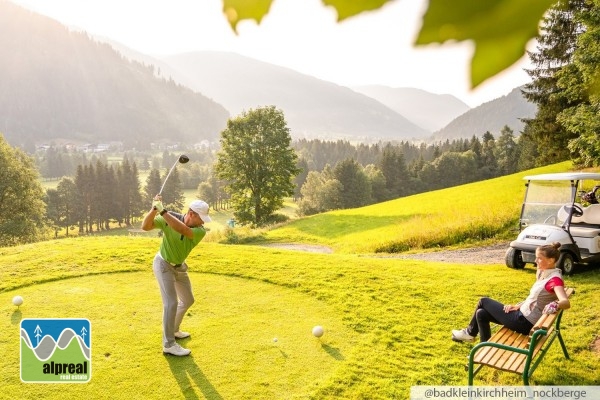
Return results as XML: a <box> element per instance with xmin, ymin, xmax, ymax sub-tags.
<box><xmin>20</xmin><ymin>318</ymin><xmax>91</xmax><ymax>383</ymax></box>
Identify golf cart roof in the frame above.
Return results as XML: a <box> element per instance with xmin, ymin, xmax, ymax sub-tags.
<box><xmin>523</xmin><ymin>172</ymin><xmax>600</xmax><ymax>181</ymax></box>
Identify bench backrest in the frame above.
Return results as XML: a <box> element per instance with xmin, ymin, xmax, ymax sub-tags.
<box><xmin>531</xmin><ymin>287</ymin><xmax>574</xmax><ymax>332</ymax></box>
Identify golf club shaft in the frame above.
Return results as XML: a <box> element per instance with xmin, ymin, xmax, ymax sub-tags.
<box><xmin>158</xmin><ymin>160</ymin><xmax>179</xmax><ymax>195</ymax></box>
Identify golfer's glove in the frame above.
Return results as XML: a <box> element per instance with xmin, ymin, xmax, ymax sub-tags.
<box><xmin>543</xmin><ymin>301</ymin><xmax>559</xmax><ymax>314</ymax></box>
<box><xmin>152</xmin><ymin>200</ymin><xmax>164</xmax><ymax>213</ymax></box>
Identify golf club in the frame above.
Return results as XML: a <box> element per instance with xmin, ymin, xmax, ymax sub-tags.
<box><xmin>158</xmin><ymin>154</ymin><xmax>189</xmax><ymax>195</ymax></box>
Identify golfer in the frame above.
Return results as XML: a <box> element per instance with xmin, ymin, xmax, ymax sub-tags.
<box><xmin>142</xmin><ymin>195</ymin><xmax>211</xmax><ymax>356</ymax></box>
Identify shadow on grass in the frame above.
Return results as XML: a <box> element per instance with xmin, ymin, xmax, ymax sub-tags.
<box><xmin>321</xmin><ymin>343</ymin><xmax>344</xmax><ymax>361</ymax></box>
<box><xmin>11</xmin><ymin>309</ymin><xmax>22</xmax><ymax>326</ymax></box>
<box><xmin>166</xmin><ymin>354</ymin><xmax>223</xmax><ymax>400</ymax></box>
<box><xmin>291</xmin><ymin>214</ymin><xmax>419</xmax><ymax>239</ymax></box>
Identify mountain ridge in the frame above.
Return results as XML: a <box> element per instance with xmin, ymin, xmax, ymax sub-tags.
<box><xmin>0</xmin><ymin>1</ymin><xmax>229</xmax><ymax>150</ymax></box>
<box><xmin>1</xmin><ymin>1</ymin><xmax>538</xmax><ymax>148</ymax></box>
<box><xmin>433</xmin><ymin>86</ymin><xmax>537</xmax><ymax>140</ymax></box>
<box><xmin>351</xmin><ymin>85</ymin><xmax>471</xmax><ymax>132</ymax></box>
<box><xmin>159</xmin><ymin>51</ymin><xmax>431</xmax><ymax>141</ymax></box>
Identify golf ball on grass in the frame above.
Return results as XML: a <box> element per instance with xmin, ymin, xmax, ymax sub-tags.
<box><xmin>12</xmin><ymin>296</ymin><xmax>23</xmax><ymax>306</ymax></box>
<box><xmin>312</xmin><ymin>325</ymin><xmax>324</xmax><ymax>338</ymax></box>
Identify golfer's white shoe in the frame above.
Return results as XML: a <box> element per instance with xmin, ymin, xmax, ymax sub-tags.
<box><xmin>174</xmin><ymin>331</ymin><xmax>191</xmax><ymax>339</ymax></box>
<box><xmin>163</xmin><ymin>343</ymin><xmax>191</xmax><ymax>356</ymax></box>
<box><xmin>451</xmin><ymin>329</ymin><xmax>475</xmax><ymax>342</ymax></box>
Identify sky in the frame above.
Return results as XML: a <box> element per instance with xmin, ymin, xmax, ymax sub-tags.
<box><xmin>11</xmin><ymin>0</ymin><xmax>534</xmax><ymax>108</ymax></box>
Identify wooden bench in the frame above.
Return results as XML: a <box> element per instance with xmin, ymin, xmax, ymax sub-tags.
<box><xmin>467</xmin><ymin>287</ymin><xmax>574</xmax><ymax>385</ymax></box>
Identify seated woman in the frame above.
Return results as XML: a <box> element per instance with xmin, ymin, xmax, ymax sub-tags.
<box><xmin>452</xmin><ymin>242</ymin><xmax>571</xmax><ymax>342</ymax></box>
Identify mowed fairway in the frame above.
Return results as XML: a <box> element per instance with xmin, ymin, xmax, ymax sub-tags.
<box><xmin>1</xmin><ymin>236</ymin><xmax>599</xmax><ymax>399</ymax></box>
<box><xmin>3</xmin><ymin>271</ymin><xmax>354</xmax><ymax>398</ymax></box>
<box><xmin>2</xmin><ymin>162</ymin><xmax>600</xmax><ymax>399</ymax></box>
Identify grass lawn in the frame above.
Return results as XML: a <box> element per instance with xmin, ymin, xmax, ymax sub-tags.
<box><xmin>5</xmin><ymin>161</ymin><xmax>600</xmax><ymax>399</ymax></box>
<box><xmin>1</xmin><ymin>236</ymin><xmax>599</xmax><ymax>399</ymax></box>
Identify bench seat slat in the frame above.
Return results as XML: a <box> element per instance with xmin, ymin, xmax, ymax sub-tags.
<box><xmin>468</xmin><ymin>288</ymin><xmax>573</xmax><ymax>385</ymax></box>
<box><xmin>473</xmin><ymin>326</ymin><xmax>553</xmax><ymax>373</ymax></box>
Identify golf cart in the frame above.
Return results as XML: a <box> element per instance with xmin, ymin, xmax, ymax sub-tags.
<box><xmin>506</xmin><ymin>172</ymin><xmax>600</xmax><ymax>275</ymax></box>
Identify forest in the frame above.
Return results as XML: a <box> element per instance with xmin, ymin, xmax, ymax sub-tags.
<box><xmin>34</xmin><ymin>123</ymin><xmax>527</xmax><ymax>237</ymax></box>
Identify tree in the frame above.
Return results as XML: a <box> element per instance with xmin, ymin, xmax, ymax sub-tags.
<box><xmin>45</xmin><ymin>177</ymin><xmax>79</xmax><ymax>237</ymax></box>
<box><xmin>75</xmin><ymin>164</ymin><xmax>94</xmax><ymax>233</ymax></box>
<box><xmin>522</xmin><ymin>0</ymin><xmax>587</xmax><ymax>165</ymax></box>
<box><xmin>495</xmin><ymin>126</ymin><xmax>519</xmax><ymax>175</ymax></box>
<box><xmin>516</xmin><ymin>127</ymin><xmax>540</xmax><ymax>171</ymax></box>
<box><xmin>45</xmin><ymin>188</ymin><xmax>62</xmax><ymax>238</ymax></box>
<box><xmin>0</xmin><ymin>134</ymin><xmax>46</xmax><ymax>246</ymax></box>
<box><xmin>364</xmin><ymin>164</ymin><xmax>387</xmax><ymax>203</ymax></box>
<box><xmin>558</xmin><ymin>0</ymin><xmax>600</xmax><ymax>167</ymax></box>
<box><xmin>144</xmin><ymin>168</ymin><xmax>162</xmax><ymax>205</ymax></box>
<box><xmin>480</xmin><ymin>132</ymin><xmax>498</xmax><ymax>179</ymax></box>
<box><xmin>57</xmin><ymin>177</ymin><xmax>79</xmax><ymax>235</ymax></box>
<box><xmin>298</xmin><ymin>169</ymin><xmax>343</xmax><ymax>216</ymax></box>
<box><xmin>432</xmin><ymin>151</ymin><xmax>478</xmax><ymax>188</ymax></box>
<box><xmin>197</xmin><ymin>174</ymin><xmax>229</xmax><ymax>210</ymax></box>
<box><xmin>116</xmin><ymin>157</ymin><xmax>143</xmax><ymax>226</ymax></box>
<box><xmin>160</xmin><ymin>167</ymin><xmax>185</xmax><ymax>213</ymax></box>
<box><xmin>379</xmin><ymin>144</ymin><xmax>409</xmax><ymax>200</ymax></box>
<box><xmin>294</xmin><ymin>157</ymin><xmax>309</xmax><ymax>200</ymax></box>
<box><xmin>215</xmin><ymin>106</ymin><xmax>300</xmax><ymax>226</ymax></box>
<box><xmin>333</xmin><ymin>158</ymin><xmax>372</xmax><ymax>208</ymax></box>
<box><xmin>93</xmin><ymin>160</ymin><xmax>117</xmax><ymax>231</ymax></box>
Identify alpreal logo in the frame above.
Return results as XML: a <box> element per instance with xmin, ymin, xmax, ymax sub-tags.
<box><xmin>20</xmin><ymin>318</ymin><xmax>91</xmax><ymax>383</ymax></box>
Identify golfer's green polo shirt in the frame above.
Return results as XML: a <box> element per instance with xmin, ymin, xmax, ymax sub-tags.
<box><xmin>155</xmin><ymin>215</ymin><xmax>206</xmax><ymax>265</ymax></box>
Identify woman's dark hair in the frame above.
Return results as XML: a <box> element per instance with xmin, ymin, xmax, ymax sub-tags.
<box><xmin>537</xmin><ymin>242</ymin><xmax>561</xmax><ymax>261</ymax></box>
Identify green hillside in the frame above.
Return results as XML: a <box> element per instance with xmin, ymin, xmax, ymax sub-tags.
<box><xmin>1</xmin><ymin>161</ymin><xmax>598</xmax><ymax>399</ymax></box>
<box><xmin>264</xmin><ymin>162</ymin><xmax>573</xmax><ymax>253</ymax></box>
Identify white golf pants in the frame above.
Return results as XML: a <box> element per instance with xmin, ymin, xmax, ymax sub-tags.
<box><xmin>153</xmin><ymin>253</ymin><xmax>195</xmax><ymax>348</ymax></box>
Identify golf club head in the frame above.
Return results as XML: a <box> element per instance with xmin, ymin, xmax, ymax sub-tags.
<box><xmin>158</xmin><ymin>155</ymin><xmax>189</xmax><ymax>195</ymax></box>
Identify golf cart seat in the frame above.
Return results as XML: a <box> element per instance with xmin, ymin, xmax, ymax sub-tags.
<box><xmin>569</xmin><ymin>226</ymin><xmax>600</xmax><ymax>238</ymax></box>
<box><xmin>557</xmin><ymin>203</ymin><xmax>584</xmax><ymax>224</ymax></box>
<box><xmin>582</xmin><ymin>204</ymin><xmax>600</xmax><ymax>225</ymax></box>
<box><xmin>555</xmin><ymin>203</ymin><xmax>600</xmax><ymax>236</ymax></box>
<box><xmin>566</xmin><ymin>204</ymin><xmax>600</xmax><ymax>237</ymax></box>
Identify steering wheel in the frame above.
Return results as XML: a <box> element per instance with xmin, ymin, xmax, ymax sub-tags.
<box><xmin>563</xmin><ymin>204</ymin><xmax>584</xmax><ymax>218</ymax></box>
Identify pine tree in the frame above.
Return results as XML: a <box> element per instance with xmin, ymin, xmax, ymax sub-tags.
<box><xmin>556</xmin><ymin>0</ymin><xmax>600</xmax><ymax>167</ymax></box>
<box><xmin>333</xmin><ymin>158</ymin><xmax>371</xmax><ymax>208</ymax></box>
<box><xmin>522</xmin><ymin>0</ymin><xmax>588</xmax><ymax>165</ymax></box>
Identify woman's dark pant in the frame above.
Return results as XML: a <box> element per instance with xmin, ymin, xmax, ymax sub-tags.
<box><xmin>466</xmin><ymin>297</ymin><xmax>533</xmax><ymax>342</ymax></box>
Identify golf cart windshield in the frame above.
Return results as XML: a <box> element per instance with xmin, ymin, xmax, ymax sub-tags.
<box><xmin>521</xmin><ymin>180</ymin><xmax>575</xmax><ymax>227</ymax></box>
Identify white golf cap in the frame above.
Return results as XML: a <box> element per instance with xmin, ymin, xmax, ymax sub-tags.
<box><xmin>189</xmin><ymin>200</ymin><xmax>212</xmax><ymax>222</ymax></box>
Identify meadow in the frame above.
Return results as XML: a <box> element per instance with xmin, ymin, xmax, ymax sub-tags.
<box><xmin>1</xmin><ymin>161</ymin><xmax>599</xmax><ymax>399</ymax></box>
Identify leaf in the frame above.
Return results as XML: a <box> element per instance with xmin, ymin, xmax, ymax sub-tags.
<box><xmin>222</xmin><ymin>0</ymin><xmax>274</xmax><ymax>32</ymax></box>
<box><xmin>223</xmin><ymin>0</ymin><xmax>394</xmax><ymax>30</ymax></box>
<box><xmin>321</xmin><ymin>0</ymin><xmax>393</xmax><ymax>21</ymax></box>
<box><xmin>415</xmin><ymin>0</ymin><xmax>556</xmax><ymax>88</ymax></box>
<box><xmin>221</xmin><ymin>0</ymin><xmax>556</xmax><ymax>87</ymax></box>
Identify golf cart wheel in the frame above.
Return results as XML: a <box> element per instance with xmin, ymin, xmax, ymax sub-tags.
<box><xmin>558</xmin><ymin>252</ymin><xmax>576</xmax><ymax>275</ymax></box>
<box><xmin>505</xmin><ymin>247</ymin><xmax>526</xmax><ymax>269</ymax></box>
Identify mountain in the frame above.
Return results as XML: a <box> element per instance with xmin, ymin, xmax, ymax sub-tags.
<box><xmin>1</xmin><ymin>1</ymin><xmax>535</xmax><ymax>150</ymax></box>
<box><xmin>0</xmin><ymin>1</ymin><xmax>229</xmax><ymax>149</ymax></box>
<box><xmin>158</xmin><ymin>51</ymin><xmax>430</xmax><ymax>142</ymax></box>
<box><xmin>351</xmin><ymin>85</ymin><xmax>471</xmax><ymax>132</ymax></box>
<box><xmin>433</xmin><ymin>86</ymin><xmax>537</xmax><ymax>140</ymax></box>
